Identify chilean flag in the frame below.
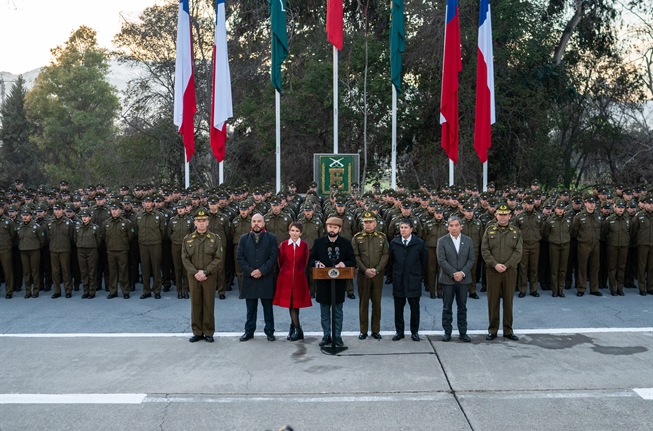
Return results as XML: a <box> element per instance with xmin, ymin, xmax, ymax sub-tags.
<box><xmin>474</xmin><ymin>0</ymin><xmax>495</xmax><ymax>164</ymax></box>
<box><xmin>174</xmin><ymin>0</ymin><xmax>196</xmax><ymax>162</ymax></box>
<box><xmin>326</xmin><ymin>0</ymin><xmax>343</xmax><ymax>50</ymax></box>
<box><xmin>210</xmin><ymin>0</ymin><xmax>233</xmax><ymax>162</ymax></box>
<box><xmin>440</xmin><ymin>0</ymin><xmax>462</xmax><ymax>164</ymax></box>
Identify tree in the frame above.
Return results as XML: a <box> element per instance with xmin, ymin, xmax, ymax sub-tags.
<box><xmin>26</xmin><ymin>26</ymin><xmax>120</xmax><ymax>185</ymax></box>
<box><xmin>0</xmin><ymin>75</ymin><xmax>43</xmax><ymax>186</ymax></box>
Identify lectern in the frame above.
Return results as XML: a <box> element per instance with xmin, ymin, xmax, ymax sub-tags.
<box><xmin>312</xmin><ymin>267</ymin><xmax>356</xmax><ymax>355</ymax></box>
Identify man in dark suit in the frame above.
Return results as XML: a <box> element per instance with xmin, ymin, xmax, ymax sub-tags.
<box><xmin>309</xmin><ymin>217</ymin><xmax>356</xmax><ymax>347</ymax></box>
<box><xmin>389</xmin><ymin>219</ymin><xmax>428</xmax><ymax>341</ymax></box>
<box><xmin>437</xmin><ymin>215</ymin><xmax>476</xmax><ymax>342</ymax></box>
<box><xmin>237</xmin><ymin>214</ymin><xmax>278</xmax><ymax>341</ymax></box>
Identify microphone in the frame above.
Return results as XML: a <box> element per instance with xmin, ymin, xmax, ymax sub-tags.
<box><xmin>327</xmin><ymin>247</ymin><xmax>333</xmax><ymax>261</ymax></box>
<box><xmin>334</xmin><ymin>247</ymin><xmax>340</xmax><ymax>260</ymax></box>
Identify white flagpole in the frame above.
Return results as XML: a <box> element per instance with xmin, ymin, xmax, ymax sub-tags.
<box><xmin>391</xmin><ymin>86</ymin><xmax>397</xmax><ymax>189</ymax></box>
<box><xmin>333</xmin><ymin>46</ymin><xmax>338</xmax><ymax>154</ymax></box>
<box><xmin>276</xmin><ymin>89</ymin><xmax>281</xmax><ymax>192</ymax></box>
<box><xmin>219</xmin><ymin>162</ymin><xmax>224</xmax><ymax>185</ymax></box>
<box><xmin>185</xmin><ymin>159</ymin><xmax>190</xmax><ymax>189</ymax></box>
<box><xmin>482</xmin><ymin>161</ymin><xmax>488</xmax><ymax>191</ymax></box>
<box><xmin>449</xmin><ymin>159</ymin><xmax>454</xmax><ymax>186</ymax></box>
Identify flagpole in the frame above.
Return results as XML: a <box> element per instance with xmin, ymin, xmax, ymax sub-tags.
<box><xmin>185</xmin><ymin>159</ymin><xmax>190</xmax><ymax>188</ymax></box>
<box><xmin>333</xmin><ymin>46</ymin><xmax>338</xmax><ymax>154</ymax></box>
<box><xmin>449</xmin><ymin>159</ymin><xmax>454</xmax><ymax>186</ymax></box>
<box><xmin>276</xmin><ymin>89</ymin><xmax>281</xmax><ymax>192</ymax></box>
<box><xmin>219</xmin><ymin>162</ymin><xmax>224</xmax><ymax>185</ymax></box>
<box><xmin>482</xmin><ymin>161</ymin><xmax>488</xmax><ymax>191</ymax></box>
<box><xmin>391</xmin><ymin>86</ymin><xmax>397</xmax><ymax>189</ymax></box>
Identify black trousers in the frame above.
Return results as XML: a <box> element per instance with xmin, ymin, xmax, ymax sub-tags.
<box><xmin>394</xmin><ymin>296</ymin><xmax>420</xmax><ymax>335</ymax></box>
<box><xmin>245</xmin><ymin>298</ymin><xmax>275</xmax><ymax>336</ymax></box>
<box><xmin>441</xmin><ymin>283</ymin><xmax>468</xmax><ymax>335</ymax></box>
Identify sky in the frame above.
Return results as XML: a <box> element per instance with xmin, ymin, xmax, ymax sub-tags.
<box><xmin>0</xmin><ymin>0</ymin><xmax>162</xmax><ymax>74</ymax></box>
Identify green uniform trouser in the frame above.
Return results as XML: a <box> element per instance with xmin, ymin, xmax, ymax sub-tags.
<box><xmin>161</xmin><ymin>240</ymin><xmax>173</xmax><ymax>289</ymax></box>
<box><xmin>51</xmin><ymin>252</ymin><xmax>72</xmax><ymax>295</ymax></box>
<box><xmin>171</xmin><ymin>243</ymin><xmax>187</xmax><ymax>293</ymax></box>
<box><xmin>21</xmin><ymin>250</ymin><xmax>41</xmax><ymax>295</ymax></box>
<box><xmin>577</xmin><ymin>241</ymin><xmax>600</xmax><ymax>293</ymax></box>
<box><xmin>637</xmin><ymin>245</ymin><xmax>653</xmax><ymax>293</ymax></box>
<box><xmin>518</xmin><ymin>241</ymin><xmax>539</xmax><ymax>294</ymax></box>
<box><xmin>486</xmin><ymin>266</ymin><xmax>516</xmax><ymax>336</ymax></box>
<box><xmin>566</xmin><ymin>238</ymin><xmax>578</xmax><ymax>288</ymax></box>
<box><xmin>625</xmin><ymin>247</ymin><xmax>637</xmax><ymax>287</ymax></box>
<box><xmin>467</xmin><ymin>248</ymin><xmax>479</xmax><ymax>296</ymax></box>
<box><xmin>216</xmin><ymin>246</ymin><xmax>226</xmax><ymax>296</ymax></box>
<box><xmin>539</xmin><ymin>241</ymin><xmax>551</xmax><ymax>288</ymax></box>
<box><xmin>40</xmin><ymin>246</ymin><xmax>52</xmax><ymax>290</ymax></box>
<box><xmin>549</xmin><ymin>243</ymin><xmax>570</xmax><ymax>294</ymax></box>
<box><xmin>426</xmin><ymin>246</ymin><xmax>442</xmax><ymax>296</ymax></box>
<box><xmin>358</xmin><ymin>272</ymin><xmax>383</xmax><ymax>334</ymax></box>
<box><xmin>607</xmin><ymin>245</ymin><xmax>628</xmax><ymax>293</ymax></box>
<box><xmin>0</xmin><ymin>249</ymin><xmax>13</xmax><ymax>295</ymax></box>
<box><xmin>189</xmin><ymin>274</ymin><xmax>217</xmax><ymax>337</ymax></box>
<box><xmin>77</xmin><ymin>247</ymin><xmax>98</xmax><ymax>295</ymax></box>
<box><xmin>140</xmin><ymin>244</ymin><xmax>162</xmax><ymax>295</ymax></box>
<box><xmin>107</xmin><ymin>250</ymin><xmax>130</xmax><ymax>295</ymax></box>
<box><xmin>599</xmin><ymin>241</ymin><xmax>609</xmax><ymax>289</ymax></box>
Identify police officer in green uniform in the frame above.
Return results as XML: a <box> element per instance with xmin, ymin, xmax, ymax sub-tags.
<box><xmin>183</xmin><ymin>209</ymin><xmax>224</xmax><ymax>343</ymax></box>
<box><xmin>352</xmin><ymin>211</ymin><xmax>389</xmax><ymax>340</ymax></box>
<box><xmin>602</xmin><ymin>199</ymin><xmax>630</xmax><ymax>296</ymax></box>
<box><xmin>47</xmin><ymin>202</ymin><xmax>75</xmax><ymax>298</ymax></box>
<box><xmin>571</xmin><ymin>195</ymin><xmax>603</xmax><ymax>296</ymax></box>
<box><xmin>423</xmin><ymin>205</ymin><xmax>448</xmax><ymax>299</ymax></box>
<box><xmin>461</xmin><ymin>203</ymin><xmax>482</xmax><ymax>299</ymax></box>
<box><xmin>135</xmin><ymin>195</ymin><xmax>165</xmax><ymax>299</ymax></box>
<box><xmin>481</xmin><ymin>203</ymin><xmax>522</xmax><ymax>341</ymax></box>
<box><xmin>631</xmin><ymin>196</ymin><xmax>653</xmax><ymax>295</ymax></box>
<box><xmin>542</xmin><ymin>200</ymin><xmax>572</xmax><ymax>297</ymax></box>
<box><xmin>102</xmin><ymin>202</ymin><xmax>134</xmax><ymax>299</ymax></box>
<box><xmin>513</xmin><ymin>196</ymin><xmax>543</xmax><ymax>298</ymax></box>
<box><xmin>74</xmin><ymin>210</ymin><xmax>101</xmax><ymax>298</ymax></box>
<box><xmin>17</xmin><ymin>208</ymin><xmax>46</xmax><ymax>298</ymax></box>
<box><xmin>168</xmin><ymin>202</ymin><xmax>194</xmax><ymax>299</ymax></box>
<box><xmin>0</xmin><ymin>205</ymin><xmax>16</xmax><ymax>298</ymax></box>
<box><xmin>207</xmin><ymin>195</ymin><xmax>230</xmax><ymax>299</ymax></box>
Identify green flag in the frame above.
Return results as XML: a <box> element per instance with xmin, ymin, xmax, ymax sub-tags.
<box><xmin>390</xmin><ymin>0</ymin><xmax>405</xmax><ymax>95</ymax></box>
<box><xmin>270</xmin><ymin>0</ymin><xmax>288</xmax><ymax>93</ymax></box>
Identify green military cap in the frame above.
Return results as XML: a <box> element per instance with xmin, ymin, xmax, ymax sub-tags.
<box><xmin>288</xmin><ymin>181</ymin><xmax>296</xmax><ymax>187</ymax></box>
<box><xmin>80</xmin><ymin>210</ymin><xmax>92</xmax><ymax>217</ymax></box>
<box><xmin>584</xmin><ymin>194</ymin><xmax>596</xmax><ymax>202</ymax></box>
<box><xmin>37</xmin><ymin>203</ymin><xmax>48</xmax><ymax>211</ymax></box>
<box><xmin>614</xmin><ymin>199</ymin><xmax>625</xmax><ymax>208</ymax></box>
<box><xmin>401</xmin><ymin>200</ymin><xmax>411</xmax><ymax>208</ymax></box>
<box><xmin>600</xmin><ymin>201</ymin><xmax>611</xmax><ymax>209</ymax></box>
<box><xmin>463</xmin><ymin>203</ymin><xmax>474</xmax><ymax>211</ymax></box>
<box><xmin>434</xmin><ymin>205</ymin><xmax>444</xmax><ymax>212</ymax></box>
<box><xmin>368</xmin><ymin>204</ymin><xmax>379</xmax><ymax>211</ymax></box>
<box><xmin>8</xmin><ymin>204</ymin><xmax>19</xmax><ymax>212</ymax></box>
<box><xmin>194</xmin><ymin>208</ymin><xmax>209</xmax><ymax>219</ymax></box>
<box><xmin>361</xmin><ymin>211</ymin><xmax>376</xmax><ymax>222</ymax></box>
<box><xmin>154</xmin><ymin>195</ymin><xmax>164</xmax><ymax>202</ymax></box>
<box><xmin>95</xmin><ymin>193</ymin><xmax>106</xmax><ymax>199</ymax></box>
<box><xmin>53</xmin><ymin>201</ymin><xmax>65</xmax><ymax>209</ymax></box>
<box><xmin>496</xmin><ymin>203</ymin><xmax>511</xmax><ymax>215</ymax></box>
<box><xmin>65</xmin><ymin>203</ymin><xmax>75</xmax><ymax>211</ymax></box>
<box><xmin>487</xmin><ymin>199</ymin><xmax>497</xmax><ymax>206</ymax></box>
<box><xmin>238</xmin><ymin>201</ymin><xmax>249</xmax><ymax>210</ymax></box>
<box><xmin>627</xmin><ymin>200</ymin><xmax>638</xmax><ymax>208</ymax></box>
<box><xmin>142</xmin><ymin>195</ymin><xmax>153</xmax><ymax>202</ymax></box>
<box><xmin>555</xmin><ymin>199</ymin><xmax>566</xmax><ymax>208</ymax></box>
<box><xmin>428</xmin><ymin>199</ymin><xmax>437</xmax><ymax>206</ymax></box>
<box><xmin>96</xmin><ymin>183</ymin><xmax>105</xmax><ymax>189</ymax></box>
<box><xmin>110</xmin><ymin>201</ymin><xmax>122</xmax><ymax>209</ymax></box>
<box><xmin>120</xmin><ymin>184</ymin><xmax>130</xmax><ymax>191</ymax></box>
<box><xmin>122</xmin><ymin>196</ymin><xmax>133</xmax><ymax>203</ymax></box>
<box><xmin>302</xmin><ymin>204</ymin><xmax>313</xmax><ymax>211</ymax></box>
<box><xmin>523</xmin><ymin>196</ymin><xmax>534</xmax><ymax>204</ymax></box>
<box><xmin>207</xmin><ymin>195</ymin><xmax>219</xmax><ymax>204</ymax></box>
<box><xmin>269</xmin><ymin>196</ymin><xmax>281</xmax><ymax>205</ymax></box>
<box><xmin>643</xmin><ymin>196</ymin><xmax>653</xmax><ymax>204</ymax></box>
<box><xmin>308</xmin><ymin>181</ymin><xmax>317</xmax><ymax>187</ymax></box>
<box><xmin>335</xmin><ymin>197</ymin><xmax>346</xmax><ymax>205</ymax></box>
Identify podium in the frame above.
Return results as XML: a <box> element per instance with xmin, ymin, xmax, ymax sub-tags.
<box><xmin>312</xmin><ymin>267</ymin><xmax>356</xmax><ymax>355</ymax></box>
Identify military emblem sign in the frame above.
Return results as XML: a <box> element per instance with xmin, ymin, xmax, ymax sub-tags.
<box><xmin>314</xmin><ymin>154</ymin><xmax>360</xmax><ymax>196</ymax></box>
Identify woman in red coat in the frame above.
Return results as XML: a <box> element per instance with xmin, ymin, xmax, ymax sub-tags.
<box><xmin>273</xmin><ymin>222</ymin><xmax>312</xmax><ymax>341</ymax></box>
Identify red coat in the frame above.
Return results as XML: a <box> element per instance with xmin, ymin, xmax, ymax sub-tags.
<box><xmin>273</xmin><ymin>240</ymin><xmax>312</xmax><ymax>308</ymax></box>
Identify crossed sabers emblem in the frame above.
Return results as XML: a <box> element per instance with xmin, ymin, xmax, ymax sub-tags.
<box><xmin>329</xmin><ymin>158</ymin><xmax>344</xmax><ymax>168</ymax></box>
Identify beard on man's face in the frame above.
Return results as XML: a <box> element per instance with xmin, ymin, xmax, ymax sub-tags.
<box><xmin>327</xmin><ymin>231</ymin><xmax>338</xmax><ymax>238</ymax></box>
<box><xmin>252</xmin><ymin>225</ymin><xmax>262</xmax><ymax>233</ymax></box>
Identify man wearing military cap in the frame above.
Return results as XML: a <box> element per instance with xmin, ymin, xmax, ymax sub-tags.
<box><xmin>460</xmin><ymin>203</ymin><xmax>482</xmax><ymax>299</ymax></box>
<box><xmin>46</xmin><ymin>202</ymin><xmax>75</xmax><ymax>298</ymax></box>
<box><xmin>542</xmin><ymin>200</ymin><xmax>572</xmax><ymax>297</ymax></box>
<box><xmin>183</xmin><ymin>209</ymin><xmax>224</xmax><ymax>343</ymax></box>
<box><xmin>481</xmin><ymin>203</ymin><xmax>522</xmax><ymax>341</ymax></box>
<box><xmin>423</xmin><ymin>205</ymin><xmax>448</xmax><ymax>298</ymax></box>
<box><xmin>168</xmin><ymin>202</ymin><xmax>194</xmax><ymax>299</ymax></box>
<box><xmin>353</xmin><ymin>211</ymin><xmax>389</xmax><ymax>340</ymax></box>
<box><xmin>74</xmin><ymin>210</ymin><xmax>101</xmax><ymax>298</ymax></box>
<box><xmin>631</xmin><ymin>196</ymin><xmax>653</xmax><ymax>295</ymax></box>
<box><xmin>17</xmin><ymin>208</ymin><xmax>46</xmax><ymax>298</ymax></box>
<box><xmin>206</xmin><ymin>195</ymin><xmax>230</xmax><ymax>299</ymax></box>
<box><xmin>103</xmin><ymin>202</ymin><xmax>134</xmax><ymax>299</ymax></box>
<box><xmin>231</xmin><ymin>200</ymin><xmax>253</xmax><ymax>295</ymax></box>
<box><xmin>601</xmin><ymin>199</ymin><xmax>629</xmax><ymax>296</ymax></box>
<box><xmin>513</xmin><ymin>196</ymin><xmax>543</xmax><ymax>298</ymax></box>
<box><xmin>0</xmin><ymin>204</ymin><xmax>17</xmax><ymax>298</ymax></box>
<box><xmin>135</xmin><ymin>195</ymin><xmax>165</xmax><ymax>299</ymax></box>
<box><xmin>298</xmin><ymin>203</ymin><xmax>324</xmax><ymax>297</ymax></box>
<box><xmin>571</xmin><ymin>195</ymin><xmax>603</xmax><ymax>296</ymax></box>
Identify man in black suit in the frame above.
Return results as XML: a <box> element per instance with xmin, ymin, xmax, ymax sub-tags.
<box><xmin>237</xmin><ymin>214</ymin><xmax>278</xmax><ymax>341</ymax></box>
<box><xmin>309</xmin><ymin>217</ymin><xmax>356</xmax><ymax>347</ymax></box>
<box><xmin>389</xmin><ymin>219</ymin><xmax>428</xmax><ymax>341</ymax></box>
<box><xmin>437</xmin><ymin>215</ymin><xmax>476</xmax><ymax>342</ymax></box>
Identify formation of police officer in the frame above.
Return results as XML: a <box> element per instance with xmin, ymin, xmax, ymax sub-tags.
<box><xmin>1</xmin><ymin>178</ymin><xmax>652</xmax><ymax>315</ymax></box>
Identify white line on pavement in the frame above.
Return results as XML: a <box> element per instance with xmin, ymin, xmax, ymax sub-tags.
<box><xmin>0</xmin><ymin>394</ymin><xmax>147</xmax><ymax>404</ymax></box>
<box><xmin>1</xmin><ymin>327</ymin><xmax>651</xmax><ymax>338</ymax></box>
<box><xmin>633</xmin><ymin>388</ymin><xmax>653</xmax><ymax>400</ymax></box>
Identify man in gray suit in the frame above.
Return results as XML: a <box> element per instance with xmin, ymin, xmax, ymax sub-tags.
<box><xmin>437</xmin><ymin>215</ymin><xmax>476</xmax><ymax>342</ymax></box>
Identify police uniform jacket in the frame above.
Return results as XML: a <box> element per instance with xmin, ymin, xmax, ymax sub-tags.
<box><xmin>571</xmin><ymin>209</ymin><xmax>602</xmax><ymax>244</ymax></box>
<box><xmin>0</xmin><ymin>215</ymin><xmax>16</xmax><ymax>251</ymax></box>
<box><xmin>513</xmin><ymin>210</ymin><xmax>543</xmax><ymax>243</ymax></box>
<box><xmin>602</xmin><ymin>213</ymin><xmax>630</xmax><ymax>247</ymax></box>
<box><xmin>168</xmin><ymin>215</ymin><xmax>194</xmax><ymax>245</ymax></box>
<box><xmin>46</xmin><ymin>216</ymin><xmax>74</xmax><ymax>253</ymax></box>
<box><xmin>74</xmin><ymin>222</ymin><xmax>101</xmax><ymax>248</ymax></box>
<box><xmin>481</xmin><ymin>224</ymin><xmax>523</xmax><ymax>269</ymax></box>
<box><xmin>352</xmin><ymin>230</ymin><xmax>389</xmax><ymax>275</ymax></box>
<box><xmin>542</xmin><ymin>215</ymin><xmax>572</xmax><ymax>245</ymax></box>
<box><xmin>631</xmin><ymin>210</ymin><xmax>653</xmax><ymax>246</ymax></box>
<box><xmin>17</xmin><ymin>221</ymin><xmax>46</xmax><ymax>251</ymax></box>
<box><xmin>135</xmin><ymin>209</ymin><xmax>165</xmax><ymax>246</ymax></box>
<box><xmin>103</xmin><ymin>217</ymin><xmax>134</xmax><ymax>252</ymax></box>
<box><xmin>182</xmin><ymin>230</ymin><xmax>223</xmax><ymax>277</ymax></box>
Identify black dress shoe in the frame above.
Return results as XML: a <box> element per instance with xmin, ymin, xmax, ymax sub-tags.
<box><xmin>51</xmin><ymin>293</ymin><xmax>61</xmax><ymax>299</ymax></box>
<box><xmin>154</xmin><ymin>293</ymin><xmax>161</xmax><ymax>299</ymax></box>
<box><xmin>24</xmin><ymin>293</ymin><xmax>32</xmax><ymax>299</ymax></box>
<box><xmin>205</xmin><ymin>336</ymin><xmax>214</xmax><ymax>343</ymax></box>
<box><xmin>411</xmin><ymin>333</ymin><xmax>420</xmax><ymax>341</ymax></box>
<box><xmin>32</xmin><ymin>293</ymin><xmax>39</xmax><ymax>298</ymax></box>
<box><xmin>219</xmin><ymin>294</ymin><xmax>226</xmax><ymax>300</ymax></box>
<box><xmin>123</xmin><ymin>294</ymin><xmax>130</xmax><ymax>299</ymax></box>
<box><xmin>437</xmin><ymin>293</ymin><xmax>442</xmax><ymax>299</ymax></box>
<box><xmin>430</xmin><ymin>293</ymin><xmax>436</xmax><ymax>299</ymax></box>
<box><xmin>65</xmin><ymin>293</ymin><xmax>72</xmax><ymax>298</ymax></box>
<box><xmin>81</xmin><ymin>294</ymin><xmax>89</xmax><ymax>299</ymax></box>
<box><xmin>530</xmin><ymin>292</ymin><xmax>540</xmax><ymax>297</ymax></box>
<box><xmin>371</xmin><ymin>332</ymin><xmax>382</xmax><ymax>340</ymax></box>
<box><xmin>610</xmin><ymin>291</ymin><xmax>617</xmax><ymax>296</ymax></box>
<box><xmin>184</xmin><ymin>292</ymin><xmax>189</xmax><ymax>299</ymax></box>
<box><xmin>163</xmin><ymin>286</ymin><xmax>170</xmax><ymax>292</ymax></box>
<box><xmin>392</xmin><ymin>333</ymin><xmax>405</xmax><ymax>341</ymax></box>
<box><xmin>518</xmin><ymin>292</ymin><xmax>526</xmax><ymax>298</ymax></box>
<box><xmin>590</xmin><ymin>291</ymin><xmax>603</xmax><ymax>297</ymax></box>
<box><xmin>335</xmin><ymin>337</ymin><xmax>344</xmax><ymax>347</ymax></box>
<box><xmin>559</xmin><ymin>292</ymin><xmax>565</xmax><ymax>298</ymax></box>
<box><xmin>310</xmin><ymin>293</ymin><xmax>315</xmax><ymax>299</ymax></box>
<box><xmin>552</xmin><ymin>292</ymin><xmax>558</xmax><ymax>297</ymax></box>
<box><xmin>347</xmin><ymin>293</ymin><xmax>356</xmax><ymax>300</ymax></box>
<box><xmin>239</xmin><ymin>333</ymin><xmax>253</xmax><ymax>342</ymax></box>
<box><xmin>189</xmin><ymin>335</ymin><xmax>204</xmax><ymax>343</ymax></box>
<box><xmin>73</xmin><ymin>286</ymin><xmax>79</xmax><ymax>291</ymax></box>
<box><xmin>640</xmin><ymin>291</ymin><xmax>647</xmax><ymax>296</ymax></box>
<box><xmin>459</xmin><ymin>334</ymin><xmax>471</xmax><ymax>342</ymax></box>
<box><xmin>225</xmin><ymin>286</ymin><xmax>232</xmax><ymax>291</ymax></box>
<box><xmin>480</xmin><ymin>287</ymin><xmax>487</xmax><ymax>292</ymax></box>
<box><xmin>287</xmin><ymin>323</ymin><xmax>295</xmax><ymax>340</ymax></box>
<box><xmin>44</xmin><ymin>286</ymin><xmax>51</xmax><ymax>292</ymax></box>
<box><xmin>486</xmin><ymin>333</ymin><xmax>497</xmax><ymax>340</ymax></box>
<box><xmin>577</xmin><ymin>292</ymin><xmax>584</xmax><ymax>297</ymax></box>
<box><xmin>319</xmin><ymin>336</ymin><xmax>332</xmax><ymax>347</ymax></box>
<box><xmin>469</xmin><ymin>293</ymin><xmax>479</xmax><ymax>299</ymax></box>
<box><xmin>5</xmin><ymin>294</ymin><xmax>12</xmax><ymax>299</ymax></box>
<box><xmin>88</xmin><ymin>294</ymin><xmax>95</xmax><ymax>299</ymax></box>
<box><xmin>107</xmin><ymin>293</ymin><xmax>117</xmax><ymax>299</ymax></box>
<box><xmin>178</xmin><ymin>292</ymin><xmax>182</xmax><ymax>299</ymax></box>
<box><xmin>504</xmin><ymin>333</ymin><xmax>519</xmax><ymax>341</ymax></box>
<box><xmin>385</xmin><ymin>278</ymin><xmax>393</xmax><ymax>285</ymax></box>
<box><xmin>140</xmin><ymin>293</ymin><xmax>151</xmax><ymax>299</ymax></box>
<box><xmin>267</xmin><ymin>334</ymin><xmax>276</xmax><ymax>341</ymax></box>
<box><xmin>442</xmin><ymin>334</ymin><xmax>452</xmax><ymax>342</ymax></box>
<box><xmin>358</xmin><ymin>332</ymin><xmax>367</xmax><ymax>340</ymax></box>
<box><xmin>617</xmin><ymin>290</ymin><xmax>624</xmax><ymax>296</ymax></box>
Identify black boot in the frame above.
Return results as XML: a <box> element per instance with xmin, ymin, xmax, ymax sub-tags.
<box><xmin>286</xmin><ymin>323</ymin><xmax>295</xmax><ymax>340</ymax></box>
<box><xmin>290</xmin><ymin>326</ymin><xmax>303</xmax><ymax>341</ymax></box>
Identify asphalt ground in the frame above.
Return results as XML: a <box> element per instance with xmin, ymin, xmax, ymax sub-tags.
<box><xmin>1</xmin><ymin>281</ymin><xmax>652</xmax><ymax>430</ymax></box>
